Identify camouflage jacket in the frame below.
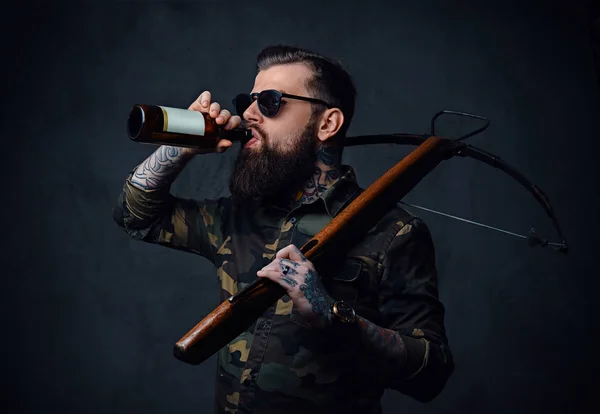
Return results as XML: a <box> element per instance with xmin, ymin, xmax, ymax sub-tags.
<box><xmin>113</xmin><ymin>165</ymin><xmax>454</xmax><ymax>414</ymax></box>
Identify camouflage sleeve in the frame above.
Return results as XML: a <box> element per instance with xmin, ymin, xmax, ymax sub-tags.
<box><xmin>112</xmin><ymin>172</ymin><xmax>227</xmax><ymax>264</ymax></box>
<box><xmin>377</xmin><ymin>217</ymin><xmax>454</xmax><ymax>400</ymax></box>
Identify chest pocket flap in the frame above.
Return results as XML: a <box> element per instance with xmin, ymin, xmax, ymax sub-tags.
<box><xmin>327</xmin><ymin>259</ymin><xmax>362</xmax><ymax>305</ymax></box>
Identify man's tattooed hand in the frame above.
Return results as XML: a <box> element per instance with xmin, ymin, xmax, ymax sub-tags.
<box><xmin>257</xmin><ymin>244</ymin><xmax>334</xmax><ymax>329</ymax></box>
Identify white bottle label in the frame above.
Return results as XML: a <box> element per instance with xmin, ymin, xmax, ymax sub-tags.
<box><xmin>159</xmin><ymin>106</ymin><xmax>206</xmax><ymax>136</ymax></box>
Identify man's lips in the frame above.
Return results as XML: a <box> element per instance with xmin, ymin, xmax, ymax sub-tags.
<box><xmin>248</xmin><ymin>126</ymin><xmax>261</xmax><ymax>139</ymax></box>
<box><xmin>244</xmin><ymin>127</ymin><xmax>261</xmax><ymax>148</ymax></box>
<box><xmin>244</xmin><ymin>137</ymin><xmax>259</xmax><ymax>149</ymax></box>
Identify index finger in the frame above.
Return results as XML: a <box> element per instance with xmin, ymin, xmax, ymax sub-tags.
<box><xmin>276</xmin><ymin>244</ymin><xmax>308</xmax><ymax>263</ymax></box>
<box><xmin>188</xmin><ymin>91</ymin><xmax>212</xmax><ymax>112</ymax></box>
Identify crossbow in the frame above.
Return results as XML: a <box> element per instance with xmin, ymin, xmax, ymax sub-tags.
<box><xmin>173</xmin><ymin>109</ymin><xmax>568</xmax><ymax>365</ymax></box>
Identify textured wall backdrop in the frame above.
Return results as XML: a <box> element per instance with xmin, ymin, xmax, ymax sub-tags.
<box><xmin>2</xmin><ymin>0</ymin><xmax>598</xmax><ymax>413</ymax></box>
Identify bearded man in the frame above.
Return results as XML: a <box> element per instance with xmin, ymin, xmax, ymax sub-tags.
<box><xmin>113</xmin><ymin>45</ymin><xmax>454</xmax><ymax>414</ymax></box>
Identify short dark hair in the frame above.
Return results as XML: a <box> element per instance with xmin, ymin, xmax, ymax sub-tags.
<box><xmin>256</xmin><ymin>45</ymin><xmax>356</xmax><ymax>142</ymax></box>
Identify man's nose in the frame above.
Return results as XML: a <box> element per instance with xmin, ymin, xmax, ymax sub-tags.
<box><xmin>243</xmin><ymin>100</ymin><xmax>263</xmax><ymax>124</ymax></box>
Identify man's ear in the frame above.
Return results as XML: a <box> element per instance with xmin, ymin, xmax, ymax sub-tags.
<box><xmin>316</xmin><ymin>108</ymin><xmax>344</xmax><ymax>143</ymax></box>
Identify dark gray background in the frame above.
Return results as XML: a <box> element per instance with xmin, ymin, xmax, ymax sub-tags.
<box><xmin>3</xmin><ymin>0</ymin><xmax>599</xmax><ymax>413</ymax></box>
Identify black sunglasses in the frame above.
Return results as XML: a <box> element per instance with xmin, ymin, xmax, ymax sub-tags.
<box><xmin>232</xmin><ymin>89</ymin><xmax>333</xmax><ymax>117</ymax></box>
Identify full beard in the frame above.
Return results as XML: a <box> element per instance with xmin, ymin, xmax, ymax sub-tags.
<box><xmin>229</xmin><ymin>118</ymin><xmax>318</xmax><ymax>204</ymax></box>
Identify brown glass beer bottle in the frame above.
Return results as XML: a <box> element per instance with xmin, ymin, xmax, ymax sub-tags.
<box><xmin>127</xmin><ymin>104</ymin><xmax>251</xmax><ymax>149</ymax></box>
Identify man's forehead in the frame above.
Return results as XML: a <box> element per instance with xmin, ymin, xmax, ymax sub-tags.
<box><xmin>252</xmin><ymin>63</ymin><xmax>311</xmax><ymax>94</ymax></box>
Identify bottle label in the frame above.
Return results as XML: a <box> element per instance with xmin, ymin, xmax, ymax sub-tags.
<box><xmin>159</xmin><ymin>106</ymin><xmax>206</xmax><ymax>136</ymax></box>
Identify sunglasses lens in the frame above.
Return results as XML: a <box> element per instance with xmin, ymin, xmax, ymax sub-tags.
<box><xmin>233</xmin><ymin>94</ymin><xmax>252</xmax><ymax>116</ymax></box>
<box><xmin>258</xmin><ymin>90</ymin><xmax>280</xmax><ymax>117</ymax></box>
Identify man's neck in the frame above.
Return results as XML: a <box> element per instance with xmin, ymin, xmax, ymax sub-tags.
<box><xmin>298</xmin><ymin>144</ymin><xmax>342</xmax><ymax>204</ymax></box>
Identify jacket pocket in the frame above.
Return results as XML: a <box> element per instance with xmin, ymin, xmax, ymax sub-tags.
<box><xmin>328</xmin><ymin>259</ymin><xmax>362</xmax><ymax>305</ymax></box>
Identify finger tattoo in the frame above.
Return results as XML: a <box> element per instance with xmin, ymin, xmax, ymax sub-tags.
<box><xmin>280</xmin><ymin>263</ymin><xmax>298</xmax><ymax>276</ymax></box>
<box><xmin>281</xmin><ymin>276</ymin><xmax>298</xmax><ymax>287</ymax></box>
<box><xmin>280</xmin><ymin>258</ymin><xmax>300</xmax><ymax>268</ymax></box>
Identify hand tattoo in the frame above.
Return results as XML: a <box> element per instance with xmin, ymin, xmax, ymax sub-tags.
<box><xmin>281</xmin><ymin>276</ymin><xmax>298</xmax><ymax>287</ymax></box>
<box><xmin>280</xmin><ymin>258</ymin><xmax>300</xmax><ymax>268</ymax></box>
<box><xmin>299</xmin><ymin>270</ymin><xmax>334</xmax><ymax>319</ymax></box>
<box><xmin>280</xmin><ymin>262</ymin><xmax>299</xmax><ymax>276</ymax></box>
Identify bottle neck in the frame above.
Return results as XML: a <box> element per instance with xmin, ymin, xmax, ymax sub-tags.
<box><xmin>223</xmin><ymin>127</ymin><xmax>252</xmax><ymax>142</ymax></box>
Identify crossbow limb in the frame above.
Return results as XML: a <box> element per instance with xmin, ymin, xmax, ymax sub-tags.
<box><xmin>344</xmin><ymin>110</ymin><xmax>568</xmax><ymax>253</ymax></box>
